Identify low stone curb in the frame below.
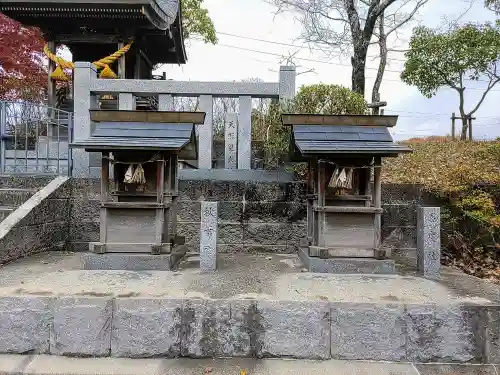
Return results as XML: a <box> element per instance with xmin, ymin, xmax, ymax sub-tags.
<box><xmin>0</xmin><ymin>295</ymin><xmax>498</xmax><ymax>363</ymax></box>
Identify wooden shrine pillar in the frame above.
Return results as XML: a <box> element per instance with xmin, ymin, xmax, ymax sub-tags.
<box><xmin>98</xmin><ymin>151</ymin><xmax>109</xmax><ymax>254</ymax></box>
<box><xmin>373</xmin><ymin>156</ymin><xmax>382</xmax><ymax>251</ymax></box>
<box><xmin>316</xmin><ymin>160</ymin><xmax>326</xmax><ymax>248</ymax></box>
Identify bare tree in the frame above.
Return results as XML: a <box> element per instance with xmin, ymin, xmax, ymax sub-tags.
<box><xmin>268</xmin><ymin>0</ymin><xmax>429</xmax><ymax>97</ymax></box>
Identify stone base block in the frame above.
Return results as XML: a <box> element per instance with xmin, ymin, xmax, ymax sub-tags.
<box><xmin>82</xmin><ymin>249</ymin><xmax>186</xmax><ymax>271</ymax></box>
<box><xmin>309</xmin><ymin>246</ymin><xmax>377</xmax><ymax>258</ymax></box>
<box><xmin>89</xmin><ymin>242</ymin><xmax>172</xmax><ymax>254</ymax></box>
<box><xmin>298</xmin><ymin>248</ymin><xmax>395</xmax><ymax>274</ymax></box>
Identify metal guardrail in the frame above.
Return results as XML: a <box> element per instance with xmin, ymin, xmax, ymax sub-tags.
<box><xmin>0</xmin><ymin>101</ymin><xmax>73</xmax><ymax>176</ymax></box>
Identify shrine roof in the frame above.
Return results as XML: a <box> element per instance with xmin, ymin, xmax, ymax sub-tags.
<box><xmin>282</xmin><ymin>114</ymin><xmax>412</xmax><ymax>158</ymax></box>
<box><xmin>70</xmin><ymin>120</ymin><xmax>198</xmax><ymax>159</ymax></box>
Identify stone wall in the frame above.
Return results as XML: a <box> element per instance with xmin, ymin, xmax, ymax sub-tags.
<box><xmin>0</xmin><ymin>176</ymin><xmax>71</xmax><ymax>264</ymax></box>
<box><xmin>69</xmin><ymin>178</ymin><xmax>429</xmax><ymax>256</ymax></box>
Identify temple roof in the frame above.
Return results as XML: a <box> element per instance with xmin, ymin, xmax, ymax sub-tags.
<box><xmin>282</xmin><ymin>114</ymin><xmax>412</xmax><ymax>159</ymax></box>
<box><xmin>0</xmin><ymin>0</ymin><xmax>186</xmax><ymax>64</ymax></box>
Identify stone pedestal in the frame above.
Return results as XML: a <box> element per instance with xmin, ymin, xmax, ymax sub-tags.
<box><xmin>417</xmin><ymin>206</ymin><xmax>441</xmax><ymax>278</ymax></box>
<box><xmin>82</xmin><ymin>251</ymin><xmax>186</xmax><ymax>271</ymax></box>
<box><xmin>298</xmin><ymin>248</ymin><xmax>395</xmax><ymax>274</ymax></box>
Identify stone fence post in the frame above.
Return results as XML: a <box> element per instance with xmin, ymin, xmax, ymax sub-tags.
<box><xmin>417</xmin><ymin>206</ymin><xmax>441</xmax><ymax>278</ymax></box>
<box><xmin>73</xmin><ymin>62</ymin><xmax>98</xmax><ymax>177</ymax></box>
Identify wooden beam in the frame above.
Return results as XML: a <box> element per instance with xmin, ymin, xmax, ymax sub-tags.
<box><xmin>281</xmin><ymin>114</ymin><xmax>398</xmax><ymax>127</ymax></box>
<box><xmin>90</xmin><ymin>110</ymin><xmax>206</xmax><ymax>124</ymax></box>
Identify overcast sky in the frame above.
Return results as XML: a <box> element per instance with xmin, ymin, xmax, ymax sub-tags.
<box><xmin>156</xmin><ymin>0</ymin><xmax>500</xmax><ymax>140</ymax></box>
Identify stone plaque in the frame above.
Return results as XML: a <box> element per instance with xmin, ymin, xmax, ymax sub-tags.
<box><xmin>200</xmin><ymin>201</ymin><xmax>218</xmax><ymax>272</ymax></box>
<box><xmin>224</xmin><ymin>113</ymin><xmax>238</xmax><ymax>169</ymax></box>
<box><xmin>416</xmin><ymin>206</ymin><xmax>441</xmax><ymax>278</ymax></box>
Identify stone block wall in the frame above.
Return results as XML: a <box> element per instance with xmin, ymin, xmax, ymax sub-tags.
<box><xmin>176</xmin><ymin>179</ymin><xmax>307</xmax><ymax>253</ymax></box>
<box><xmin>68</xmin><ymin>178</ymin><xmax>430</xmax><ymax>256</ymax></box>
<box><xmin>0</xmin><ymin>176</ymin><xmax>71</xmax><ymax>264</ymax></box>
<box><xmin>381</xmin><ymin>184</ymin><xmax>439</xmax><ymax>266</ymax></box>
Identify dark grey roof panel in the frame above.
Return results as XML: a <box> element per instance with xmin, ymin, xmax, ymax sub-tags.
<box><xmin>292</xmin><ymin>125</ymin><xmax>393</xmax><ymax>142</ymax></box>
<box><xmin>296</xmin><ymin>140</ymin><xmax>411</xmax><ymax>154</ymax></box>
<box><xmin>94</xmin><ymin>122</ymin><xmax>194</xmax><ymax>131</ymax></box>
<box><xmin>70</xmin><ymin>137</ymin><xmax>189</xmax><ymax>150</ymax></box>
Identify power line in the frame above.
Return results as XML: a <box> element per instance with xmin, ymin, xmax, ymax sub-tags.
<box><xmin>214</xmin><ymin>31</ymin><xmax>492</xmax><ymax>83</ymax></box>
<box><xmin>191</xmin><ymin>38</ymin><xmax>500</xmax><ymax>92</ymax></box>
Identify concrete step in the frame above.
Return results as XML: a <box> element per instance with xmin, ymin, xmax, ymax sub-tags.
<box><xmin>0</xmin><ymin>188</ymin><xmax>37</xmax><ymax>208</ymax></box>
<box><xmin>8</xmin><ymin>355</ymin><xmax>495</xmax><ymax>375</ymax></box>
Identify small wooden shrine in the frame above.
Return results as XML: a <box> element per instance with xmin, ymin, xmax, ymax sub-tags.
<box><xmin>70</xmin><ymin>110</ymin><xmax>204</xmax><ymax>268</ymax></box>
<box><xmin>282</xmin><ymin>114</ymin><xmax>412</xmax><ymax>273</ymax></box>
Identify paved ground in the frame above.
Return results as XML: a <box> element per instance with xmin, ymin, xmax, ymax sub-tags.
<box><xmin>0</xmin><ymin>355</ymin><xmax>499</xmax><ymax>375</ymax></box>
<box><xmin>0</xmin><ymin>252</ymin><xmax>498</xmax><ymax>304</ymax></box>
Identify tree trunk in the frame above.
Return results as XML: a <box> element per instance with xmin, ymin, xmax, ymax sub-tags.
<box><xmin>351</xmin><ymin>46</ymin><xmax>368</xmax><ymax>95</ymax></box>
<box><xmin>372</xmin><ymin>13</ymin><xmax>387</xmax><ymax>113</ymax></box>
<box><xmin>458</xmin><ymin>90</ymin><xmax>468</xmax><ymax>140</ymax></box>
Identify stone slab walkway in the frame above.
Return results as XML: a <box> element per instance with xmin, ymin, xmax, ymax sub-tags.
<box><xmin>0</xmin><ymin>252</ymin><xmax>499</xmax><ymax>304</ymax></box>
<box><xmin>1</xmin><ymin>355</ymin><xmax>499</xmax><ymax>375</ymax></box>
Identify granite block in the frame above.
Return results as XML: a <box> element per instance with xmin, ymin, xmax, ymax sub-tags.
<box><xmin>0</xmin><ymin>189</ymin><xmax>36</xmax><ymax>207</ymax></box>
<box><xmin>18</xmin><ymin>198</ymin><xmax>70</xmax><ymax>227</ymax></box>
<box><xmin>258</xmin><ymin>300</ymin><xmax>330</xmax><ymax>359</ymax></box>
<box><xmin>71</xmin><ymin>198</ymin><xmax>100</xmax><ymax>222</ymax></box>
<box><xmin>82</xmin><ymin>253</ymin><xmax>183</xmax><ymax>271</ymax></box>
<box><xmin>229</xmin><ymin>299</ymin><xmax>263</xmax><ymax>357</ymax></box>
<box><xmin>381</xmin><ymin>183</ymin><xmax>424</xmax><ymax>204</ymax></box>
<box><xmin>218</xmin><ymin>201</ymin><xmax>243</xmax><ymax>222</ymax></box>
<box><xmin>176</xmin><ymin>201</ymin><xmax>201</xmax><ymax>222</ymax></box>
<box><xmin>111</xmin><ymin>298</ymin><xmax>183</xmax><ymax>358</ymax></box>
<box><xmin>181</xmin><ymin>299</ymin><xmax>234</xmax><ymax>357</ymax></box>
<box><xmin>382</xmin><ymin>203</ymin><xmax>417</xmax><ymax>227</ymax></box>
<box><xmin>242</xmin><ymin>202</ymin><xmax>306</xmax><ymax>223</ymax></box>
<box><xmin>218</xmin><ymin>223</ymin><xmax>244</xmax><ymax>244</ymax></box>
<box><xmin>415</xmin><ymin>364</ymin><xmax>498</xmax><ymax>375</ymax></box>
<box><xmin>0</xmin><ymin>176</ymin><xmax>54</xmax><ymax>189</ymax></box>
<box><xmin>330</xmin><ymin>303</ymin><xmax>406</xmax><ymax>361</ymax></box>
<box><xmin>244</xmin><ymin>223</ymin><xmax>289</xmax><ymax>245</ymax></box>
<box><xmin>217</xmin><ymin>244</ymin><xmax>246</xmax><ymax>253</ymax></box>
<box><xmin>0</xmin><ymin>297</ymin><xmax>52</xmax><ymax>354</ymax></box>
<box><xmin>405</xmin><ymin>304</ymin><xmax>484</xmax><ymax>363</ymax></box>
<box><xmin>381</xmin><ymin>226</ymin><xmax>416</xmax><ymax>248</ymax></box>
<box><xmin>51</xmin><ymin>297</ymin><xmax>112</xmax><ymax>356</ymax></box>
<box><xmin>70</xmin><ymin>220</ymin><xmax>99</xmax><ymax>242</ymax></box>
<box><xmin>177</xmin><ymin>180</ymin><xmax>246</xmax><ymax>202</ymax></box>
<box><xmin>485</xmin><ymin>305</ymin><xmax>500</xmax><ymax>364</ymax></box>
<box><xmin>43</xmin><ymin>221</ymin><xmax>70</xmax><ymax>247</ymax></box>
<box><xmin>177</xmin><ymin>222</ymin><xmax>200</xmax><ymax>248</ymax></box>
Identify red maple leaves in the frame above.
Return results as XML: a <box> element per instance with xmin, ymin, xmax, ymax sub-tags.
<box><xmin>0</xmin><ymin>12</ymin><xmax>47</xmax><ymax>101</ymax></box>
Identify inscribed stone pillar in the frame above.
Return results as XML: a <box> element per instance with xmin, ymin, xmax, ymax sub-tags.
<box><xmin>198</xmin><ymin>95</ymin><xmax>213</xmax><ymax>169</ymax></box>
<box><xmin>158</xmin><ymin>94</ymin><xmax>174</xmax><ymax>111</ymax></box>
<box><xmin>200</xmin><ymin>201</ymin><xmax>218</xmax><ymax>272</ymax></box>
<box><xmin>118</xmin><ymin>93</ymin><xmax>135</xmax><ymax>110</ymax></box>
<box><xmin>279</xmin><ymin>66</ymin><xmax>297</xmax><ymax>101</ymax></box>
<box><xmin>416</xmin><ymin>206</ymin><xmax>441</xmax><ymax>278</ymax></box>
<box><xmin>238</xmin><ymin>96</ymin><xmax>252</xmax><ymax>170</ymax></box>
<box><xmin>224</xmin><ymin>113</ymin><xmax>238</xmax><ymax>169</ymax></box>
<box><xmin>73</xmin><ymin>62</ymin><xmax>97</xmax><ymax>177</ymax></box>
